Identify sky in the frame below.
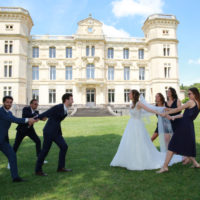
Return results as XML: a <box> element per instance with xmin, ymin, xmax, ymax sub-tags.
<box><xmin>0</xmin><ymin>0</ymin><xmax>200</xmax><ymax>86</ymax></box>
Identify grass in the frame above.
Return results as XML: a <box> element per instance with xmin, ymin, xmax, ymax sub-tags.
<box><xmin>0</xmin><ymin>115</ymin><xmax>200</xmax><ymax>200</ymax></box>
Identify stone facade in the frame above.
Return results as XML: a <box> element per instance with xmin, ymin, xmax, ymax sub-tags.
<box><xmin>0</xmin><ymin>7</ymin><xmax>183</xmax><ymax>108</ymax></box>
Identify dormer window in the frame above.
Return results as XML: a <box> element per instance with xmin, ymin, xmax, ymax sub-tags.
<box><xmin>88</xmin><ymin>27</ymin><xmax>93</xmax><ymax>33</ymax></box>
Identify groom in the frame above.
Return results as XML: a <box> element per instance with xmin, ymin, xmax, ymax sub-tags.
<box><xmin>35</xmin><ymin>93</ymin><xmax>73</xmax><ymax>176</ymax></box>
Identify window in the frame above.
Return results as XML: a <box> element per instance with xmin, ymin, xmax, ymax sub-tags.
<box><xmin>5</xmin><ymin>42</ymin><xmax>8</xmax><ymax>53</ymax></box>
<box><xmin>66</xmin><ymin>89</ymin><xmax>73</xmax><ymax>94</ymax></box>
<box><xmin>138</xmin><ymin>49</ymin><xmax>144</xmax><ymax>59</ymax></box>
<box><xmin>32</xmin><ymin>89</ymin><xmax>39</xmax><ymax>101</ymax></box>
<box><xmin>88</xmin><ymin>27</ymin><xmax>93</xmax><ymax>32</ymax></box>
<box><xmin>139</xmin><ymin>67</ymin><xmax>145</xmax><ymax>80</ymax></box>
<box><xmin>32</xmin><ymin>47</ymin><xmax>39</xmax><ymax>58</ymax></box>
<box><xmin>86</xmin><ymin>46</ymin><xmax>90</xmax><ymax>56</ymax></box>
<box><xmin>163</xmin><ymin>30</ymin><xmax>169</xmax><ymax>35</ymax></box>
<box><xmin>32</xmin><ymin>66</ymin><xmax>39</xmax><ymax>80</ymax></box>
<box><xmin>4</xmin><ymin>63</ymin><xmax>12</xmax><ymax>77</ymax></box>
<box><xmin>164</xmin><ymin>64</ymin><xmax>171</xmax><ymax>78</ymax></box>
<box><xmin>163</xmin><ymin>45</ymin><xmax>170</xmax><ymax>56</ymax></box>
<box><xmin>124</xmin><ymin>89</ymin><xmax>130</xmax><ymax>102</ymax></box>
<box><xmin>86</xmin><ymin>64</ymin><xmax>95</xmax><ymax>79</ymax></box>
<box><xmin>108</xmin><ymin>67</ymin><xmax>114</xmax><ymax>80</ymax></box>
<box><xmin>3</xmin><ymin>86</ymin><xmax>12</xmax><ymax>97</ymax></box>
<box><xmin>108</xmin><ymin>89</ymin><xmax>115</xmax><ymax>103</ymax></box>
<box><xmin>66</xmin><ymin>47</ymin><xmax>72</xmax><ymax>58</ymax></box>
<box><xmin>6</xmin><ymin>24</ymin><xmax>13</xmax><ymax>30</ymax></box>
<box><xmin>49</xmin><ymin>89</ymin><xmax>56</xmax><ymax>103</ymax></box>
<box><xmin>49</xmin><ymin>47</ymin><xmax>56</xmax><ymax>58</ymax></box>
<box><xmin>108</xmin><ymin>48</ymin><xmax>114</xmax><ymax>59</ymax></box>
<box><xmin>91</xmin><ymin>46</ymin><xmax>95</xmax><ymax>56</ymax></box>
<box><xmin>140</xmin><ymin>89</ymin><xmax>146</xmax><ymax>98</ymax></box>
<box><xmin>65</xmin><ymin>66</ymin><xmax>72</xmax><ymax>80</ymax></box>
<box><xmin>124</xmin><ymin>67</ymin><xmax>130</xmax><ymax>80</ymax></box>
<box><xmin>50</xmin><ymin>66</ymin><xmax>56</xmax><ymax>80</ymax></box>
<box><xmin>123</xmin><ymin>48</ymin><xmax>129</xmax><ymax>59</ymax></box>
<box><xmin>167</xmin><ymin>48</ymin><xmax>170</xmax><ymax>56</ymax></box>
<box><xmin>5</xmin><ymin>41</ymin><xmax>13</xmax><ymax>53</ymax></box>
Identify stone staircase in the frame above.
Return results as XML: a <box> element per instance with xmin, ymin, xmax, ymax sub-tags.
<box><xmin>72</xmin><ymin>107</ymin><xmax>115</xmax><ymax>117</ymax></box>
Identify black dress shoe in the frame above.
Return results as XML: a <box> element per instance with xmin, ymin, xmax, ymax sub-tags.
<box><xmin>57</xmin><ymin>168</ymin><xmax>72</xmax><ymax>172</ymax></box>
<box><xmin>13</xmin><ymin>177</ymin><xmax>25</xmax><ymax>182</ymax></box>
<box><xmin>35</xmin><ymin>171</ymin><xmax>48</xmax><ymax>176</ymax></box>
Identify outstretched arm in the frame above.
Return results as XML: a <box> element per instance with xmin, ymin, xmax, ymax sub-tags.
<box><xmin>166</xmin><ymin>114</ymin><xmax>183</xmax><ymax>120</ymax></box>
<box><xmin>37</xmin><ymin>105</ymin><xmax>57</xmax><ymax>119</ymax></box>
<box><xmin>0</xmin><ymin>110</ymin><xmax>35</xmax><ymax>125</ymax></box>
<box><xmin>164</xmin><ymin>100</ymin><xmax>193</xmax><ymax>115</ymax></box>
<box><xmin>137</xmin><ymin>102</ymin><xmax>160</xmax><ymax>115</ymax></box>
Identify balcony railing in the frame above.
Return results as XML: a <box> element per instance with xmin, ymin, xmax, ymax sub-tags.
<box><xmin>105</xmin><ymin>37</ymin><xmax>145</xmax><ymax>43</ymax></box>
<box><xmin>147</xmin><ymin>14</ymin><xmax>176</xmax><ymax>20</ymax></box>
<box><xmin>0</xmin><ymin>7</ymin><xmax>29</xmax><ymax>15</ymax></box>
<box><xmin>31</xmin><ymin>35</ymin><xmax>74</xmax><ymax>40</ymax></box>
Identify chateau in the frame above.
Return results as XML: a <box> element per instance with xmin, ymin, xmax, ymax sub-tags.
<box><xmin>0</xmin><ymin>7</ymin><xmax>182</xmax><ymax>107</ymax></box>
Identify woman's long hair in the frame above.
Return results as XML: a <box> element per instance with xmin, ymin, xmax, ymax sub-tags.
<box><xmin>156</xmin><ymin>93</ymin><xmax>165</xmax><ymax>106</ymax></box>
<box><xmin>131</xmin><ymin>90</ymin><xmax>140</xmax><ymax>108</ymax></box>
<box><xmin>188</xmin><ymin>87</ymin><xmax>200</xmax><ymax>109</ymax></box>
<box><xmin>168</xmin><ymin>87</ymin><xmax>178</xmax><ymax>101</ymax></box>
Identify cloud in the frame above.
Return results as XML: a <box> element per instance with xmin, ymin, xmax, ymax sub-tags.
<box><xmin>188</xmin><ymin>58</ymin><xmax>200</xmax><ymax>65</ymax></box>
<box><xmin>112</xmin><ymin>0</ymin><xmax>164</xmax><ymax>18</ymax></box>
<box><xmin>103</xmin><ymin>23</ymin><xmax>130</xmax><ymax>37</ymax></box>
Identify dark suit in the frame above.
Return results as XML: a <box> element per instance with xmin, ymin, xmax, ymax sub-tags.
<box><xmin>0</xmin><ymin>107</ymin><xmax>26</xmax><ymax>179</ymax></box>
<box><xmin>13</xmin><ymin>106</ymin><xmax>41</xmax><ymax>157</ymax></box>
<box><xmin>35</xmin><ymin>104</ymin><xmax>68</xmax><ymax>172</ymax></box>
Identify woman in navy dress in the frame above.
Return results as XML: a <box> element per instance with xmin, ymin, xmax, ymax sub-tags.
<box><xmin>157</xmin><ymin>87</ymin><xmax>200</xmax><ymax>173</ymax></box>
<box><xmin>165</xmin><ymin>87</ymin><xmax>182</xmax><ymax>132</ymax></box>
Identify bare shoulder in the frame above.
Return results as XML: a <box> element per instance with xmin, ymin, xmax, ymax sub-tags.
<box><xmin>186</xmin><ymin>100</ymin><xmax>195</xmax><ymax>108</ymax></box>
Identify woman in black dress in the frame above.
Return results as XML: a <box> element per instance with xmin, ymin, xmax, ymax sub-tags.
<box><xmin>165</xmin><ymin>87</ymin><xmax>182</xmax><ymax>132</ymax></box>
<box><xmin>157</xmin><ymin>87</ymin><xmax>200</xmax><ymax>173</ymax></box>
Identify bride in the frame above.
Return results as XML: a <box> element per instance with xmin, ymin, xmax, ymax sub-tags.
<box><xmin>110</xmin><ymin>89</ymin><xmax>182</xmax><ymax>170</ymax></box>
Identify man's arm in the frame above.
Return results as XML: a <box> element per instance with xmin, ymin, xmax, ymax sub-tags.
<box><xmin>0</xmin><ymin>110</ymin><xmax>36</xmax><ymax>126</ymax></box>
<box><xmin>0</xmin><ymin>110</ymin><xmax>26</xmax><ymax>124</ymax></box>
<box><xmin>37</xmin><ymin>105</ymin><xmax>57</xmax><ymax>120</ymax></box>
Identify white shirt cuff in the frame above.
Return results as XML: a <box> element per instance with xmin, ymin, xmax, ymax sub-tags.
<box><xmin>25</xmin><ymin>118</ymin><xmax>28</xmax><ymax>123</ymax></box>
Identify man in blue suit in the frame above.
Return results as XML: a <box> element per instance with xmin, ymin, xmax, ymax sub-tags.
<box><xmin>0</xmin><ymin>96</ymin><xmax>36</xmax><ymax>182</ymax></box>
<box><xmin>35</xmin><ymin>93</ymin><xmax>73</xmax><ymax>176</ymax></box>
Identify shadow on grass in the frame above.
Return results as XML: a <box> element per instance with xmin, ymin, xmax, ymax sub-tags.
<box><xmin>0</xmin><ymin>134</ymin><xmax>200</xmax><ymax>200</ymax></box>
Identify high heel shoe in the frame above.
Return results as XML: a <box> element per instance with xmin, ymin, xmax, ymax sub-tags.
<box><xmin>156</xmin><ymin>167</ymin><xmax>169</xmax><ymax>174</ymax></box>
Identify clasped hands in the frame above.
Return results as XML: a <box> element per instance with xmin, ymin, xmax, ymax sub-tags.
<box><xmin>158</xmin><ymin>108</ymin><xmax>175</xmax><ymax>121</ymax></box>
<box><xmin>28</xmin><ymin>117</ymin><xmax>47</xmax><ymax>126</ymax></box>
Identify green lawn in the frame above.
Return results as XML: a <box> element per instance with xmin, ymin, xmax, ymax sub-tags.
<box><xmin>0</xmin><ymin>116</ymin><xmax>200</xmax><ymax>200</ymax></box>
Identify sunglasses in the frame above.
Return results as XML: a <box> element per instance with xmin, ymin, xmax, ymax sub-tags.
<box><xmin>188</xmin><ymin>93</ymin><xmax>192</xmax><ymax>96</ymax></box>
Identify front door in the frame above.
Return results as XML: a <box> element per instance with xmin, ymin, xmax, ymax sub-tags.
<box><xmin>86</xmin><ymin>88</ymin><xmax>96</xmax><ymax>107</ymax></box>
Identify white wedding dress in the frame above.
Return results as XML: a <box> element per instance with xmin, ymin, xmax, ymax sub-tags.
<box><xmin>110</xmin><ymin>104</ymin><xmax>182</xmax><ymax>170</ymax></box>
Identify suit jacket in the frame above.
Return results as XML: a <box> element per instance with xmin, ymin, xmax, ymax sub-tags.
<box><xmin>37</xmin><ymin>104</ymin><xmax>67</xmax><ymax>136</ymax></box>
<box><xmin>16</xmin><ymin>106</ymin><xmax>39</xmax><ymax>132</ymax></box>
<box><xmin>0</xmin><ymin>107</ymin><xmax>26</xmax><ymax>144</ymax></box>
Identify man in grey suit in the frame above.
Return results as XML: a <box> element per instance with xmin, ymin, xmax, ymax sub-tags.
<box><xmin>0</xmin><ymin>96</ymin><xmax>36</xmax><ymax>182</ymax></box>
